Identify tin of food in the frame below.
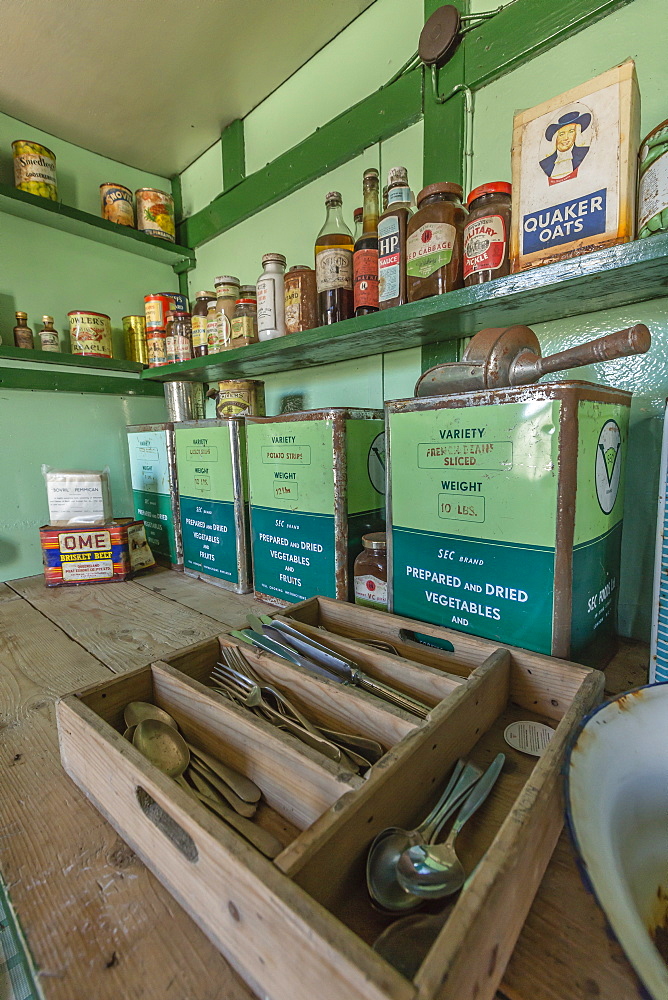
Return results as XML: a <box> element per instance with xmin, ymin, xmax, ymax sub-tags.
<box><xmin>68</xmin><ymin>311</ymin><xmax>112</xmax><ymax>357</ymax></box>
<box><xmin>122</xmin><ymin>315</ymin><xmax>148</xmax><ymax>365</ymax></box>
<box><xmin>100</xmin><ymin>183</ymin><xmax>135</xmax><ymax>227</ymax></box>
<box><xmin>136</xmin><ymin>188</ymin><xmax>175</xmax><ymax>241</ymax></box>
<box><xmin>210</xmin><ymin>379</ymin><xmax>266</xmax><ymax>418</ymax></box>
<box><xmin>12</xmin><ymin>140</ymin><xmax>58</xmax><ymax>200</ymax></box>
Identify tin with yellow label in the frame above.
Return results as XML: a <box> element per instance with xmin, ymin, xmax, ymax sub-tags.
<box><xmin>122</xmin><ymin>315</ymin><xmax>148</xmax><ymax>365</ymax></box>
<box><xmin>68</xmin><ymin>311</ymin><xmax>112</xmax><ymax>357</ymax></box>
<box><xmin>12</xmin><ymin>140</ymin><xmax>58</xmax><ymax>201</ymax></box>
<box><xmin>211</xmin><ymin>380</ymin><xmax>266</xmax><ymax>418</ymax></box>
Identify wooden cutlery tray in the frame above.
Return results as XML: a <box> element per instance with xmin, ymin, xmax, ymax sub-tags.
<box><xmin>57</xmin><ymin>602</ymin><xmax>603</xmax><ymax>1000</ymax></box>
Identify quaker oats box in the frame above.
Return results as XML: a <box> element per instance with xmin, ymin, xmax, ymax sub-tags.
<box><xmin>510</xmin><ymin>60</ymin><xmax>640</xmax><ymax>271</ymax></box>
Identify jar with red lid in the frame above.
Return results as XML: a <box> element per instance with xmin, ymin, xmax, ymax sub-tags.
<box><xmin>463</xmin><ymin>182</ymin><xmax>512</xmax><ymax>286</ymax></box>
<box><xmin>353</xmin><ymin>532</ymin><xmax>388</xmax><ymax>611</ymax></box>
<box><xmin>406</xmin><ymin>182</ymin><xmax>467</xmax><ymax>302</ymax></box>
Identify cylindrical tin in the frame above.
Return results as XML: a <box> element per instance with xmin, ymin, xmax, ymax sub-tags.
<box><xmin>68</xmin><ymin>311</ymin><xmax>112</xmax><ymax>357</ymax></box>
<box><xmin>638</xmin><ymin>119</ymin><xmax>668</xmax><ymax>239</ymax></box>
<box><xmin>164</xmin><ymin>382</ymin><xmax>206</xmax><ymax>421</ymax></box>
<box><xmin>169</xmin><ymin>293</ymin><xmax>189</xmax><ymax>313</ymax></box>
<box><xmin>147</xmin><ymin>330</ymin><xmax>168</xmax><ymax>367</ymax></box>
<box><xmin>100</xmin><ymin>183</ymin><xmax>135</xmax><ymax>227</ymax></box>
<box><xmin>122</xmin><ymin>315</ymin><xmax>148</xmax><ymax>365</ymax></box>
<box><xmin>284</xmin><ymin>265</ymin><xmax>318</xmax><ymax>334</ymax></box>
<box><xmin>144</xmin><ymin>293</ymin><xmax>173</xmax><ymax>330</ymax></box>
<box><xmin>136</xmin><ymin>188</ymin><xmax>175</xmax><ymax>242</ymax></box>
<box><xmin>12</xmin><ymin>140</ymin><xmax>57</xmax><ymax>200</ymax></box>
<box><xmin>212</xmin><ymin>379</ymin><xmax>265</xmax><ymax>418</ymax></box>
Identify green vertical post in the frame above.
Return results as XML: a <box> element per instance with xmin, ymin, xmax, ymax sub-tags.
<box><xmin>222</xmin><ymin>119</ymin><xmax>246</xmax><ymax>191</ymax></box>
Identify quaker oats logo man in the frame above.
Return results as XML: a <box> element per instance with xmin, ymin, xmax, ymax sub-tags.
<box><xmin>539</xmin><ymin>108</ymin><xmax>592</xmax><ymax>185</ymax></box>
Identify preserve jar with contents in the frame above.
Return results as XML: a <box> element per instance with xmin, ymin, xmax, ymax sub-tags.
<box><xmin>192</xmin><ymin>290</ymin><xmax>215</xmax><ymax>357</ymax></box>
<box><xmin>13</xmin><ymin>312</ymin><xmax>34</xmax><ymax>349</ymax></box>
<box><xmin>378</xmin><ymin>166</ymin><xmax>413</xmax><ymax>309</ymax></box>
<box><xmin>353</xmin><ymin>532</ymin><xmax>388</xmax><ymax>611</ymax></box>
<box><xmin>164</xmin><ymin>311</ymin><xmax>176</xmax><ymax>364</ymax></box>
<box><xmin>206</xmin><ymin>298</ymin><xmax>219</xmax><ymax>352</ymax></box>
<box><xmin>315</xmin><ymin>191</ymin><xmax>354</xmax><ymax>325</ymax></box>
<box><xmin>172</xmin><ymin>312</ymin><xmax>193</xmax><ymax>363</ymax></box>
<box><xmin>407</xmin><ymin>182</ymin><xmax>467</xmax><ymax>302</ymax></box>
<box><xmin>39</xmin><ymin>316</ymin><xmax>60</xmax><ymax>352</ymax></box>
<box><xmin>284</xmin><ymin>265</ymin><xmax>317</xmax><ymax>334</ymax></box>
<box><xmin>463</xmin><ymin>182</ymin><xmax>512</xmax><ymax>286</ymax></box>
<box><xmin>231</xmin><ymin>296</ymin><xmax>259</xmax><ymax>346</ymax></box>
<box><xmin>214</xmin><ymin>275</ymin><xmax>240</xmax><ymax>350</ymax></box>
<box><xmin>257</xmin><ymin>253</ymin><xmax>286</xmax><ymax>340</ymax></box>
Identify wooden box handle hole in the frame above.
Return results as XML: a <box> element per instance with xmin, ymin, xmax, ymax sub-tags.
<box><xmin>136</xmin><ymin>787</ymin><xmax>199</xmax><ymax>863</ymax></box>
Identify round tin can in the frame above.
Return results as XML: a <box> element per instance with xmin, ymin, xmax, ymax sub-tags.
<box><xmin>68</xmin><ymin>311</ymin><xmax>112</xmax><ymax>357</ymax></box>
<box><xmin>638</xmin><ymin>119</ymin><xmax>668</xmax><ymax>239</ymax></box>
<box><xmin>146</xmin><ymin>330</ymin><xmax>168</xmax><ymax>367</ymax></box>
<box><xmin>164</xmin><ymin>382</ymin><xmax>206</xmax><ymax>422</ymax></box>
<box><xmin>100</xmin><ymin>183</ymin><xmax>135</xmax><ymax>227</ymax></box>
<box><xmin>12</xmin><ymin>140</ymin><xmax>58</xmax><ymax>200</ymax></box>
<box><xmin>136</xmin><ymin>188</ymin><xmax>175</xmax><ymax>242</ymax></box>
<box><xmin>122</xmin><ymin>315</ymin><xmax>148</xmax><ymax>365</ymax></box>
<box><xmin>144</xmin><ymin>293</ymin><xmax>173</xmax><ymax>330</ymax></box>
<box><xmin>213</xmin><ymin>379</ymin><xmax>266</xmax><ymax>418</ymax></box>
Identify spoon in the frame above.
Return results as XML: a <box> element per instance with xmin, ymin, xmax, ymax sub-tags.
<box><xmin>396</xmin><ymin>753</ymin><xmax>505</xmax><ymax>899</ymax></box>
<box><xmin>373</xmin><ymin>904</ymin><xmax>456</xmax><ymax>979</ymax></box>
<box><xmin>132</xmin><ymin>718</ymin><xmax>193</xmax><ymax>797</ymax></box>
<box><xmin>366</xmin><ymin>760</ymin><xmax>481</xmax><ymax>912</ymax></box>
<box><xmin>125</xmin><ymin>701</ymin><xmax>178</xmax><ymax>730</ymax></box>
<box><xmin>189</xmin><ymin>786</ymin><xmax>283</xmax><ymax>860</ymax></box>
<box><xmin>188</xmin><ymin>758</ymin><xmax>257</xmax><ymax>818</ymax></box>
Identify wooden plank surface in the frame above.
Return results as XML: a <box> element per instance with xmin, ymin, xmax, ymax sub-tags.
<box><xmin>7</xmin><ymin>575</ymin><xmax>230</xmax><ymax>673</ymax></box>
<box><xmin>0</xmin><ymin>582</ymin><xmax>20</xmax><ymax>601</ymax></box>
<box><xmin>134</xmin><ymin>566</ymin><xmax>274</xmax><ymax>628</ymax></box>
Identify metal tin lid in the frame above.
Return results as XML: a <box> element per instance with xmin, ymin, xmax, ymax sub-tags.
<box><xmin>135</xmin><ymin>188</ymin><xmax>172</xmax><ymax>198</ymax></box>
<box><xmin>15</xmin><ymin>311</ymin><xmax>27</xmax><ymax>319</ymax></box>
<box><xmin>288</xmin><ymin>265</ymin><xmax>313</xmax><ymax>272</ymax></box>
<box><xmin>234</xmin><ymin>298</ymin><xmax>257</xmax><ymax>305</ymax></box>
<box><xmin>171</xmin><ymin>311</ymin><xmax>190</xmax><ymax>317</ymax></box>
<box><xmin>67</xmin><ymin>310</ymin><xmax>110</xmax><ymax>319</ymax></box>
<box><xmin>240</xmin><ymin>284</ymin><xmax>257</xmax><ymax>294</ymax></box>
<box><xmin>387</xmin><ymin>166</ymin><xmax>408</xmax><ymax>186</ymax></box>
<box><xmin>100</xmin><ymin>182</ymin><xmax>132</xmax><ymax>192</ymax></box>
<box><xmin>325</xmin><ymin>191</ymin><xmax>342</xmax><ymax>204</ymax></box>
<box><xmin>466</xmin><ymin>181</ymin><xmax>512</xmax><ymax>206</ymax></box>
<box><xmin>261</xmin><ymin>253</ymin><xmax>286</xmax><ymax>265</ymax></box>
<box><xmin>214</xmin><ymin>275</ymin><xmax>240</xmax><ymax>286</ymax></box>
<box><xmin>417</xmin><ymin>181</ymin><xmax>463</xmax><ymax>205</ymax></box>
<box><xmin>363</xmin><ymin>167</ymin><xmax>379</xmax><ymax>179</ymax></box>
<box><xmin>354</xmin><ymin>207</ymin><xmax>363</xmax><ymax>219</ymax></box>
<box><xmin>42</xmin><ymin>315</ymin><xmax>54</xmax><ymax>323</ymax></box>
<box><xmin>362</xmin><ymin>532</ymin><xmax>386</xmax><ymax>550</ymax></box>
<box><xmin>196</xmin><ymin>290</ymin><xmax>216</xmax><ymax>298</ymax></box>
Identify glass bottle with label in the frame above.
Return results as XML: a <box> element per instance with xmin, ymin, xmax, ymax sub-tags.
<box><xmin>214</xmin><ymin>275</ymin><xmax>240</xmax><ymax>350</ymax></box>
<box><xmin>353</xmin><ymin>532</ymin><xmax>388</xmax><ymax>611</ymax></box>
<box><xmin>206</xmin><ymin>298</ymin><xmax>219</xmax><ymax>353</ymax></box>
<box><xmin>39</xmin><ymin>316</ymin><xmax>60</xmax><ymax>352</ymax></box>
<box><xmin>164</xmin><ymin>311</ymin><xmax>176</xmax><ymax>364</ymax></box>
<box><xmin>315</xmin><ymin>191</ymin><xmax>354</xmax><ymax>325</ymax></box>
<box><xmin>353</xmin><ymin>207</ymin><xmax>363</xmax><ymax>243</ymax></box>
<box><xmin>192</xmin><ymin>290</ymin><xmax>214</xmax><ymax>357</ymax></box>
<box><xmin>463</xmin><ymin>182</ymin><xmax>511</xmax><ymax>286</ymax></box>
<box><xmin>354</xmin><ymin>168</ymin><xmax>380</xmax><ymax>316</ymax></box>
<box><xmin>284</xmin><ymin>265</ymin><xmax>318</xmax><ymax>334</ymax></box>
<box><xmin>172</xmin><ymin>311</ymin><xmax>193</xmax><ymax>362</ymax></box>
<box><xmin>407</xmin><ymin>182</ymin><xmax>467</xmax><ymax>302</ymax></box>
<box><xmin>257</xmin><ymin>253</ymin><xmax>286</xmax><ymax>341</ymax></box>
<box><xmin>378</xmin><ymin>167</ymin><xmax>413</xmax><ymax>310</ymax></box>
<box><xmin>13</xmin><ymin>312</ymin><xmax>34</xmax><ymax>349</ymax></box>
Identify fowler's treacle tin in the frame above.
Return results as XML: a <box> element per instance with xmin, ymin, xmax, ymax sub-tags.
<box><xmin>213</xmin><ymin>379</ymin><xmax>266</xmax><ymax>418</ymax></box>
<box><xmin>100</xmin><ymin>183</ymin><xmax>135</xmax><ymax>227</ymax></box>
<box><xmin>12</xmin><ymin>140</ymin><xmax>57</xmax><ymax>201</ymax></box>
<box><xmin>136</xmin><ymin>188</ymin><xmax>175</xmax><ymax>242</ymax></box>
<box><xmin>122</xmin><ymin>315</ymin><xmax>148</xmax><ymax>365</ymax></box>
<box><xmin>68</xmin><ymin>311</ymin><xmax>112</xmax><ymax>357</ymax></box>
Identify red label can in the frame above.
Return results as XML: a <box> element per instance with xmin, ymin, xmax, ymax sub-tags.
<box><xmin>145</xmin><ymin>293</ymin><xmax>174</xmax><ymax>330</ymax></box>
<box><xmin>147</xmin><ymin>330</ymin><xmax>168</xmax><ymax>367</ymax></box>
<box><xmin>353</xmin><ymin>248</ymin><xmax>379</xmax><ymax>311</ymax></box>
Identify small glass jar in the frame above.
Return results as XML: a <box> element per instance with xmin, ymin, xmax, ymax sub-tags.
<box><xmin>172</xmin><ymin>311</ymin><xmax>193</xmax><ymax>362</ymax></box>
<box><xmin>192</xmin><ymin>290</ymin><xmax>215</xmax><ymax>357</ymax></box>
<box><xmin>164</xmin><ymin>311</ymin><xmax>176</xmax><ymax>364</ymax></box>
<box><xmin>214</xmin><ymin>275</ymin><xmax>240</xmax><ymax>350</ymax></box>
<box><xmin>406</xmin><ymin>182</ymin><xmax>467</xmax><ymax>302</ymax></box>
<box><xmin>39</xmin><ymin>316</ymin><xmax>60</xmax><ymax>352</ymax></box>
<box><xmin>13</xmin><ymin>311</ymin><xmax>34</xmax><ymax>349</ymax></box>
<box><xmin>284</xmin><ymin>265</ymin><xmax>318</xmax><ymax>334</ymax></box>
<box><xmin>206</xmin><ymin>298</ymin><xmax>219</xmax><ymax>353</ymax></box>
<box><xmin>256</xmin><ymin>253</ymin><xmax>286</xmax><ymax>341</ymax></box>
<box><xmin>231</xmin><ymin>297</ymin><xmax>259</xmax><ymax>347</ymax></box>
<box><xmin>353</xmin><ymin>532</ymin><xmax>388</xmax><ymax>611</ymax></box>
<box><xmin>463</xmin><ymin>182</ymin><xmax>512</xmax><ymax>286</ymax></box>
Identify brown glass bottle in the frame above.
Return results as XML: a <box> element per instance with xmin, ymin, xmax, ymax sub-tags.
<box><xmin>353</xmin><ymin>168</ymin><xmax>380</xmax><ymax>316</ymax></box>
<box><xmin>315</xmin><ymin>191</ymin><xmax>354</xmax><ymax>325</ymax></box>
<box><xmin>378</xmin><ymin>167</ymin><xmax>412</xmax><ymax>310</ymax></box>
<box><xmin>191</xmin><ymin>290</ymin><xmax>214</xmax><ymax>357</ymax></box>
<box><xmin>13</xmin><ymin>312</ymin><xmax>34</xmax><ymax>349</ymax></box>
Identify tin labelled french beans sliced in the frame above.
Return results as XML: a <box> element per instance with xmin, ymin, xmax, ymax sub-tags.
<box><xmin>100</xmin><ymin>183</ymin><xmax>135</xmax><ymax>227</ymax></box>
<box><xmin>68</xmin><ymin>311</ymin><xmax>112</xmax><ymax>357</ymax></box>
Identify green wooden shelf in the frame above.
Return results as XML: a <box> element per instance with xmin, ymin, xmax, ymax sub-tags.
<box><xmin>0</xmin><ymin>183</ymin><xmax>195</xmax><ymax>268</ymax></box>
<box><xmin>142</xmin><ymin>234</ymin><xmax>668</xmax><ymax>383</ymax></box>
<box><xmin>0</xmin><ymin>347</ymin><xmax>163</xmax><ymax>396</ymax></box>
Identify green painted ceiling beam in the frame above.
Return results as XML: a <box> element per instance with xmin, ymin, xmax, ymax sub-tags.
<box><xmin>179</xmin><ymin>69</ymin><xmax>423</xmax><ymax>248</ymax></box>
<box><xmin>222</xmin><ymin>119</ymin><xmax>246</xmax><ymax>191</ymax></box>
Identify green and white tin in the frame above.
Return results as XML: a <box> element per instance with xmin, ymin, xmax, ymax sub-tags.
<box><xmin>247</xmin><ymin>408</ymin><xmax>385</xmax><ymax>607</ymax></box>
<box><xmin>387</xmin><ymin>382</ymin><xmax>630</xmax><ymax>666</ymax></box>
<box><xmin>126</xmin><ymin>423</ymin><xmax>182</xmax><ymax>568</ymax></box>
<box><xmin>174</xmin><ymin>418</ymin><xmax>251</xmax><ymax>593</ymax></box>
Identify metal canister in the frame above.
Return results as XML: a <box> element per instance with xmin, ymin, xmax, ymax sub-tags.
<box><xmin>68</xmin><ymin>311</ymin><xmax>112</xmax><ymax>357</ymax></box>
<box><xmin>100</xmin><ymin>183</ymin><xmax>135</xmax><ymax>227</ymax></box>
<box><xmin>136</xmin><ymin>188</ymin><xmax>175</xmax><ymax>242</ymax></box>
<box><xmin>638</xmin><ymin>118</ymin><xmax>668</xmax><ymax>239</ymax></box>
<box><xmin>122</xmin><ymin>315</ymin><xmax>148</xmax><ymax>365</ymax></box>
<box><xmin>164</xmin><ymin>382</ymin><xmax>206</xmax><ymax>421</ymax></box>
<box><xmin>284</xmin><ymin>265</ymin><xmax>318</xmax><ymax>334</ymax></box>
<box><xmin>212</xmin><ymin>379</ymin><xmax>265</xmax><ymax>418</ymax></box>
<box><xmin>12</xmin><ymin>140</ymin><xmax>57</xmax><ymax>200</ymax></box>
<box><xmin>147</xmin><ymin>330</ymin><xmax>168</xmax><ymax>367</ymax></box>
<box><xmin>144</xmin><ymin>293</ymin><xmax>173</xmax><ymax>330</ymax></box>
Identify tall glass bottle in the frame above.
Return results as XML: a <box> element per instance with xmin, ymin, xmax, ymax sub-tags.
<box><xmin>378</xmin><ymin>166</ymin><xmax>413</xmax><ymax>310</ymax></box>
<box><xmin>353</xmin><ymin>168</ymin><xmax>380</xmax><ymax>316</ymax></box>
<box><xmin>353</xmin><ymin>207</ymin><xmax>363</xmax><ymax>243</ymax></box>
<box><xmin>314</xmin><ymin>191</ymin><xmax>354</xmax><ymax>325</ymax></box>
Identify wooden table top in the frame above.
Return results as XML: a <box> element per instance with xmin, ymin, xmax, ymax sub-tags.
<box><xmin>0</xmin><ymin>569</ymin><xmax>646</xmax><ymax>1000</ymax></box>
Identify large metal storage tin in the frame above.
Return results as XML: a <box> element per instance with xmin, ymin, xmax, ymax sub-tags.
<box><xmin>386</xmin><ymin>381</ymin><xmax>631</xmax><ymax>666</ymax></box>
<box><xmin>126</xmin><ymin>422</ymin><xmax>182</xmax><ymax>568</ymax></box>
<box><xmin>246</xmin><ymin>408</ymin><xmax>385</xmax><ymax>606</ymax></box>
<box><xmin>174</xmin><ymin>418</ymin><xmax>251</xmax><ymax>594</ymax></box>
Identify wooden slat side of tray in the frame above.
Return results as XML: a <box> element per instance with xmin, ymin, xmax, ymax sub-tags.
<box><xmin>134</xmin><ymin>566</ymin><xmax>275</xmax><ymax>626</ymax></box>
<box><xmin>414</xmin><ymin>669</ymin><xmax>604</xmax><ymax>1000</ymax></box>
<box><xmin>8</xmin><ymin>575</ymin><xmax>227</xmax><ymax>672</ymax></box>
<box><xmin>277</xmin><ymin>650</ymin><xmax>511</xmax><ymax>898</ymax></box>
<box><xmin>56</xmin><ymin>696</ymin><xmax>416</xmax><ymax>1000</ymax></box>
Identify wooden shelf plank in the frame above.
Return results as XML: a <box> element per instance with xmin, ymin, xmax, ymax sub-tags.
<box><xmin>0</xmin><ymin>346</ymin><xmax>164</xmax><ymax>395</ymax></box>
<box><xmin>142</xmin><ymin>234</ymin><xmax>668</xmax><ymax>382</ymax></box>
<box><xmin>0</xmin><ymin>183</ymin><xmax>195</xmax><ymax>266</ymax></box>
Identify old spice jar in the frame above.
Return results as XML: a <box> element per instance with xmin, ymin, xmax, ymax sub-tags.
<box><xmin>353</xmin><ymin>532</ymin><xmax>388</xmax><ymax>611</ymax></box>
<box><xmin>284</xmin><ymin>265</ymin><xmax>317</xmax><ymax>334</ymax></box>
<box><xmin>463</xmin><ymin>182</ymin><xmax>512</xmax><ymax>286</ymax></box>
<box><xmin>407</xmin><ymin>182</ymin><xmax>466</xmax><ymax>301</ymax></box>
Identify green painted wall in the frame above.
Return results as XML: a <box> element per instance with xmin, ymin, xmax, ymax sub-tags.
<box><xmin>0</xmin><ymin>111</ymin><xmax>172</xmax><ymax>583</ymax></box>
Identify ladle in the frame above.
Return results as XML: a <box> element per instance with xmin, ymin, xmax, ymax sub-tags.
<box><xmin>396</xmin><ymin>753</ymin><xmax>505</xmax><ymax>898</ymax></box>
<box><xmin>366</xmin><ymin>760</ymin><xmax>481</xmax><ymax>912</ymax></box>
<box><xmin>132</xmin><ymin>719</ymin><xmax>192</xmax><ymax>796</ymax></box>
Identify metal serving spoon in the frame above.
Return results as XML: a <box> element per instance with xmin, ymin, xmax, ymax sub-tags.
<box><xmin>396</xmin><ymin>753</ymin><xmax>505</xmax><ymax>899</ymax></box>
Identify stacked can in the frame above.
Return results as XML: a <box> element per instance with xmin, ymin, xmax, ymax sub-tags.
<box><xmin>144</xmin><ymin>291</ymin><xmax>188</xmax><ymax>367</ymax></box>
<box><xmin>122</xmin><ymin>315</ymin><xmax>148</xmax><ymax>365</ymax></box>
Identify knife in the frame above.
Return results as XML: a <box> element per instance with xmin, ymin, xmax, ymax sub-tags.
<box><xmin>230</xmin><ymin>629</ymin><xmax>345</xmax><ymax>684</ymax></box>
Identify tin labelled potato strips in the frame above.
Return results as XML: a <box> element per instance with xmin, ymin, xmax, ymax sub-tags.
<box><xmin>100</xmin><ymin>183</ymin><xmax>135</xmax><ymax>227</ymax></box>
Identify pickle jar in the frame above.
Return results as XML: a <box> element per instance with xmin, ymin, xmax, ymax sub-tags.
<box><xmin>463</xmin><ymin>182</ymin><xmax>512</xmax><ymax>286</ymax></box>
<box><xmin>172</xmin><ymin>311</ymin><xmax>193</xmax><ymax>363</ymax></box>
<box><xmin>353</xmin><ymin>532</ymin><xmax>388</xmax><ymax>611</ymax></box>
<box><xmin>407</xmin><ymin>183</ymin><xmax>467</xmax><ymax>302</ymax></box>
<box><xmin>231</xmin><ymin>297</ymin><xmax>259</xmax><ymax>347</ymax></box>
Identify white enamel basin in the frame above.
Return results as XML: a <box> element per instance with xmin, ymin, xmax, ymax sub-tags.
<box><xmin>566</xmin><ymin>684</ymin><xmax>668</xmax><ymax>1000</ymax></box>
